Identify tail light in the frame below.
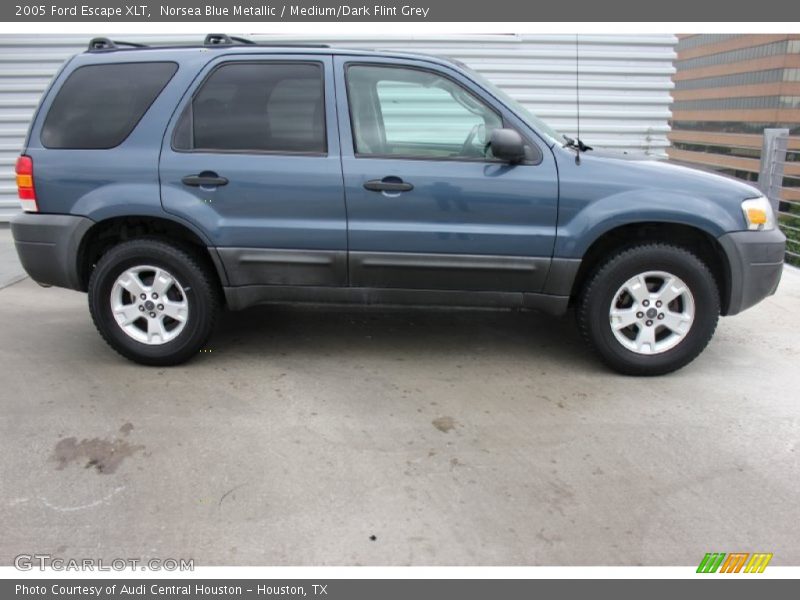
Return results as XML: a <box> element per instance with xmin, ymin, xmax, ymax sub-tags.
<box><xmin>15</xmin><ymin>155</ymin><xmax>38</xmax><ymax>212</ymax></box>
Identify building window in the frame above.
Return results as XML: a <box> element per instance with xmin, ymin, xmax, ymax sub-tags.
<box><xmin>711</xmin><ymin>168</ymin><xmax>759</xmax><ymax>182</ymax></box>
<box><xmin>671</xmin><ymin>141</ymin><xmax>761</xmax><ymax>160</ymax></box>
<box><xmin>674</xmin><ymin>69</ymin><xmax>784</xmax><ymax>90</ymax></box>
<box><xmin>673</xmin><ymin>96</ymin><xmax>800</xmax><ymax>111</ymax></box>
<box><xmin>784</xmin><ymin>69</ymin><xmax>800</xmax><ymax>82</ymax></box>
<box><xmin>670</xmin><ymin>121</ymin><xmax>800</xmax><ymax>135</ymax></box>
<box><xmin>780</xmin><ymin>96</ymin><xmax>800</xmax><ymax>109</ymax></box>
<box><xmin>675</xmin><ymin>41</ymin><xmax>789</xmax><ymax>70</ymax></box>
<box><xmin>676</xmin><ymin>34</ymin><xmax>739</xmax><ymax>51</ymax></box>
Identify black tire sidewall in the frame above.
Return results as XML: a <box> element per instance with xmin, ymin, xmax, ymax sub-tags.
<box><xmin>88</xmin><ymin>241</ymin><xmax>216</xmax><ymax>365</ymax></box>
<box><xmin>582</xmin><ymin>246</ymin><xmax>720</xmax><ymax>375</ymax></box>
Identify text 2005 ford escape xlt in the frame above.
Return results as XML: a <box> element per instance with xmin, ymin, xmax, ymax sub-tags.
<box><xmin>10</xmin><ymin>35</ymin><xmax>786</xmax><ymax>375</ymax></box>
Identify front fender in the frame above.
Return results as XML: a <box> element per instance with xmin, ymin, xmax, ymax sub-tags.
<box><xmin>554</xmin><ymin>189</ymin><xmax>743</xmax><ymax>258</ymax></box>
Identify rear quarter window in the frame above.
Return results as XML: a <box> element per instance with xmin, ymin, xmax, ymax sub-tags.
<box><xmin>41</xmin><ymin>62</ymin><xmax>178</xmax><ymax>149</ymax></box>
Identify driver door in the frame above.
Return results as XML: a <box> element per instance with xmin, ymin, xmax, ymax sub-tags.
<box><xmin>334</xmin><ymin>57</ymin><xmax>559</xmax><ymax>292</ymax></box>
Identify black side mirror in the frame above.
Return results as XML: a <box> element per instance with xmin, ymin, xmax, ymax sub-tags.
<box><xmin>488</xmin><ymin>128</ymin><xmax>526</xmax><ymax>164</ymax></box>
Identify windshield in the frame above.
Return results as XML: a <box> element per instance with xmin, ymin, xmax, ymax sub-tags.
<box><xmin>459</xmin><ymin>64</ymin><xmax>562</xmax><ymax>146</ymax></box>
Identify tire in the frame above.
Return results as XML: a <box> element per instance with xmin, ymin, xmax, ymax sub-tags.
<box><xmin>88</xmin><ymin>238</ymin><xmax>220</xmax><ymax>366</ymax></box>
<box><xmin>577</xmin><ymin>244</ymin><xmax>720</xmax><ymax>376</ymax></box>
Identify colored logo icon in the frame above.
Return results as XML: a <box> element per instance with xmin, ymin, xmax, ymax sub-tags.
<box><xmin>697</xmin><ymin>552</ymin><xmax>773</xmax><ymax>573</ymax></box>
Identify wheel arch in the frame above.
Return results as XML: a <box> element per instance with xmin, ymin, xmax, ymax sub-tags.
<box><xmin>569</xmin><ymin>221</ymin><xmax>733</xmax><ymax>315</ymax></box>
<box><xmin>76</xmin><ymin>215</ymin><xmax>228</xmax><ymax>293</ymax></box>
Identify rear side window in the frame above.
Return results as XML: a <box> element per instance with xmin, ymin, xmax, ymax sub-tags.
<box><xmin>41</xmin><ymin>62</ymin><xmax>177</xmax><ymax>149</ymax></box>
<box><xmin>173</xmin><ymin>62</ymin><xmax>326</xmax><ymax>154</ymax></box>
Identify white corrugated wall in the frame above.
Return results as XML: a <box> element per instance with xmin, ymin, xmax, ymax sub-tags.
<box><xmin>0</xmin><ymin>33</ymin><xmax>677</xmax><ymax>221</ymax></box>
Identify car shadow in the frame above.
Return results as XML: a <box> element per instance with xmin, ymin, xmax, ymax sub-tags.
<box><xmin>205</xmin><ymin>304</ymin><xmax>601</xmax><ymax>371</ymax></box>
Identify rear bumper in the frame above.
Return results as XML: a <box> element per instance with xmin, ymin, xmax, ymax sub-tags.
<box><xmin>718</xmin><ymin>228</ymin><xmax>785</xmax><ymax>316</ymax></box>
<box><xmin>10</xmin><ymin>212</ymin><xmax>93</xmax><ymax>291</ymax></box>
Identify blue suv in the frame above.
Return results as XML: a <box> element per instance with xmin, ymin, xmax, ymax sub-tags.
<box><xmin>10</xmin><ymin>35</ymin><xmax>786</xmax><ymax>374</ymax></box>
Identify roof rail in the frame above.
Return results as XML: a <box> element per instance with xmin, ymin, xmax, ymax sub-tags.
<box><xmin>204</xmin><ymin>33</ymin><xmax>254</xmax><ymax>46</ymax></box>
<box><xmin>87</xmin><ymin>37</ymin><xmax>148</xmax><ymax>52</ymax></box>
<box><xmin>203</xmin><ymin>34</ymin><xmax>331</xmax><ymax>48</ymax></box>
<box><xmin>85</xmin><ymin>34</ymin><xmax>331</xmax><ymax>53</ymax></box>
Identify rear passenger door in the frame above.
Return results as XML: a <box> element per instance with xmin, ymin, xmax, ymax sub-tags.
<box><xmin>159</xmin><ymin>55</ymin><xmax>347</xmax><ymax>287</ymax></box>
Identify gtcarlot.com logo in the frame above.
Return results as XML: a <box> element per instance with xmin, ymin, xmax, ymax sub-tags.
<box><xmin>14</xmin><ymin>554</ymin><xmax>194</xmax><ymax>571</ymax></box>
<box><xmin>697</xmin><ymin>552</ymin><xmax>773</xmax><ymax>573</ymax></box>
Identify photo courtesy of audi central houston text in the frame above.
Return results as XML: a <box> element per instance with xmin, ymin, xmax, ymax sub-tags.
<box><xmin>0</xmin><ymin>32</ymin><xmax>798</xmax><ymax>575</ymax></box>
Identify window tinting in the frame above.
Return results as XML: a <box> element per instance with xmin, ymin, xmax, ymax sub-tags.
<box><xmin>41</xmin><ymin>62</ymin><xmax>177</xmax><ymax>149</ymax></box>
<box><xmin>174</xmin><ymin>62</ymin><xmax>326</xmax><ymax>154</ymax></box>
<box><xmin>346</xmin><ymin>65</ymin><xmax>503</xmax><ymax>160</ymax></box>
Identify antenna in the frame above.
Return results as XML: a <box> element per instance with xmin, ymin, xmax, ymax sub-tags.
<box><xmin>575</xmin><ymin>33</ymin><xmax>582</xmax><ymax>165</ymax></box>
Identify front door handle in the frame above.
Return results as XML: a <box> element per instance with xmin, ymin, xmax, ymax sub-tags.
<box><xmin>363</xmin><ymin>178</ymin><xmax>414</xmax><ymax>193</ymax></box>
<box><xmin>182</xmin><ymin>172</ymin><xmax>229</xmax><ymax>187</ymax></box>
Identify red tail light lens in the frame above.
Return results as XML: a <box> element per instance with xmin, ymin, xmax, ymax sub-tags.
<box><xmin>15</xmin><ymin>155</ymin><xmax>38</xmax><ymax>212</ymax></box>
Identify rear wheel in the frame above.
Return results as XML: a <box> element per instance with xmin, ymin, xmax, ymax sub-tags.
<box><xmin>577</xmin><ymin>244</ymin><xmax>720</xmax><ymax>375</ymax></box>
<box><xmin>88</xmin><ymin>239</ymin><xmax>219</xmax><ymax>366</ymax></box>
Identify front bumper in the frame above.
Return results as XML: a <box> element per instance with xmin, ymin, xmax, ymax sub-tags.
<box><xmin>10</xmin><ymin>212</ymin><xmax>94</xmax><ymax>291</ymax></box>
<box><xmin>718</xmin><ymin>228</ymin><xmax>785</xmax><ymax>316</ymax></box>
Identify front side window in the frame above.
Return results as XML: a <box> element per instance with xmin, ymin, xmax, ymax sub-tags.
<box><xmin>41</xmin><ymin>62</ymin><xmax>177</xmax><ymax>149</ymax></box>
<box><xmin>346</xmin><ymin>65</ymin><xmax>503</xmax><ymax>160</ymax></box>
<box><xmin>173</xmin><ymin>62</ymin><xmax>326</xmax><ymax>154</ymax></box>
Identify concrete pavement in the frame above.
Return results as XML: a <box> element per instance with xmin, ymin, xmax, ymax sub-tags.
<box><xmin>0</xmin><ymin>225</ymin><xmax>25</xmax><ymax>289</ymax></box>
<box><xmin>0</xmin><ymin>253</ymin><xmax>798</xmax><ymax>566</ymax></box>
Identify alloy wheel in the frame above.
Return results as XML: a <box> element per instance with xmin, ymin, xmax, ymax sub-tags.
<box><xmin>109</xmin><ymin>265</ymin><xmax>189</xmax><ymax>345</ymax></box>
<box><xmin>608</xmin><ymin>270</ymin><xmax>695</xmax><ymax>355</ymax></box>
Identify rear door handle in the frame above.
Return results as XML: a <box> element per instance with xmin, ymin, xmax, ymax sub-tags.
<box><xmin>363</xmin><ymin>178</ymin><xmax>414</xmax><ymax>193</ymax></box>
<box><xmin>182</xmin><ymin>172</ymin><xmax>229</xmax><ymax>187</ymax></box>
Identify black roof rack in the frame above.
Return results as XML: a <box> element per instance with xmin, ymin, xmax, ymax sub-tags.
<box><xmin>87</xmin><ymin>37</ymin><xmax>148</xmax><ymax>51</ymax></box>
<box><xmin>203</xmin><ymin>34</ymin><xmax>329</xmax><ymax>48</ymax></box>
<box><xmin>86</xmin><ymin>34</ymin><xmax>330</xmax><ymax>53</ymax></box>
<box><xmin>204</xmin><ymin>33</ymin><xmax>256</xmax><ymax>46</ymax></box>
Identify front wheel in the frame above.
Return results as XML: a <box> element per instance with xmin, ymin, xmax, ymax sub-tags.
<box><xmin>577</xmin><ymin>244</ymin><xmax>720</xmax><ymax>376</ymax></box>
<box><xmin>88</xmin><ymin>239</ymin><xmax>220</xmax><ymax>366</ymax></box>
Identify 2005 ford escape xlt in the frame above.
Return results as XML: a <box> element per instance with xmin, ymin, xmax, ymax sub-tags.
<box><xmin>10</xmin><ymin>35</ymin><xmax>786</xmax><ymax>374</ymax></box>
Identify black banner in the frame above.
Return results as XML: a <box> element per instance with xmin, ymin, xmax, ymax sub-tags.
<box><xmin>4</xmin><ymin>579</ymin><xmax>800</xmax><ymax>599</ymax></box>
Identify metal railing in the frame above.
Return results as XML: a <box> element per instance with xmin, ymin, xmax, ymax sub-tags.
<box><xmin>758</xmin><ymin>129</ymin><xmax>799</xmax><ymax>265</ymax></box>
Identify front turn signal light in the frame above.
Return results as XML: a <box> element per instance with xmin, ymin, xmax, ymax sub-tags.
<box><xmin>741</xmin><ymin>196</ymin><xmax>775</xmax><ymax>231</ymax></box>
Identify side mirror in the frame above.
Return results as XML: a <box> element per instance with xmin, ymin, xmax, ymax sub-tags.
<box><xmin>488</xmin><ymin>128</ymin><xmax>526</xmax><ymax>163</ymax></box>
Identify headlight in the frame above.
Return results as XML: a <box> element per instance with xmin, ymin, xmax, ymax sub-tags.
<box><xmin>741</xmin><ymin>196</ymin><xmax>776</xmax><ymax>231</ymax></box>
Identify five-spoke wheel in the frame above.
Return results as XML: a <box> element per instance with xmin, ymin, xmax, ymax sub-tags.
<box><xmin>110</xmin><ymin>265</ymin><xmax>189</xmax><ymax>345</ymax></box>
<box><xmin>578</xmin><ymin>244</ymin><xmax>720</xmax><ymax>375</ymax></box>
<box><xmin>609</xmin><ymin>271</ymin><xmax>695</xmax><ymax>355</ymax></box>
<box><xmin>88</xmin><ymin>239</ymin><xmax>219</xmax><ymax>366</ymax></box>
